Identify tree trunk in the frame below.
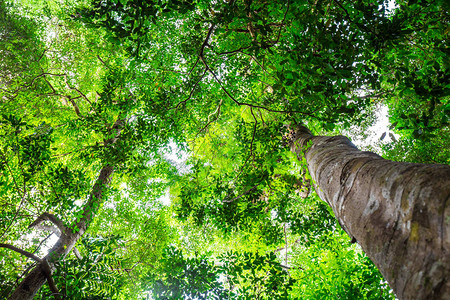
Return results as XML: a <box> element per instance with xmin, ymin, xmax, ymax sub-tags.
<box><xmin>290</xmin><ymin>126</ymin><xmax>450</xmax><ymax>300</ymax></box>
<box><xmin>8</xmin><ymin>119</ymin><xmax>123</xmax><ymax>300</ymax></box>
<box><xmin>8</xmin><ymin>166</ymin><xmax>115</xmax><ymax>300</ymax></box>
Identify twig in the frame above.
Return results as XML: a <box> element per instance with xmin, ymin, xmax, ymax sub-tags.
<box><xmin>201</xmin><ymin>57</ymin><xmax>316</xmax><ymax>117</ymax></box>
<box><xmin>275</xmin><ymin>0</ymin><xmax>290</xmax><ymax>45</ymax></box>
<box><xmin>97</xmin><ymin>55</ymin><xmax>109</xmax><ymax>68</ymax></box>
<box><xmin>284</xmin><ymin>224</ymin><xmax>288</xmax><ymax>266</ymax></box>
<box><xmin>0</xmin><ymin>152</ymin><xmax>28</xmax><ymax>240</ymax></box>
<box><xmin>170</xmin><ymin>68</ymin><xmax>207</xmax><ymax>110</ymax></box>
<box><xmin>33</xmin><ymin>225</ymin><xmax>61</xmax><ymax>236</ymax></box>
<box><xmin>332</xmin><ymin>0</ymin><xmax>375</xmax><ymax>36</ymax></box>
<box><xmin>67</xmin><ymin>96</ymin><xmax>82</xmax><ymax>117</ymax></box>
<box><xmin>218</xmin><ymin>46</ymin><xmax>252</xmax><ymax>56</ymax></box>
<box><xmin>196</xmin><ymin>99</ymin><xmax>223</xmax><ymax>136</ymax></box>
<box><xmin>32</xmin><ymin>234</ymin><xmax>53</xmax><ymax>255</ymax></box>
<box><xmin>63</xmin><ymin>75</ymin><xmax>92</xmax><ymax>105</ymax></box>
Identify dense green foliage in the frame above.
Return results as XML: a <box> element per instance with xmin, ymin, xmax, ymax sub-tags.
<box><xmin>0</xmin><ymin>0</ymin><xmax>448</xmax><ymax>299</ymax></box>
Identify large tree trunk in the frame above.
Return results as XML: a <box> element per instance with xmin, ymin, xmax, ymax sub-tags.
<box><xmin>290</xmin><ymin>126</ymin><xmax>450</xmax><ymax>300</ymax></box>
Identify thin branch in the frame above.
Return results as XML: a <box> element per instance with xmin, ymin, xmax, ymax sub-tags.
<box><xmin>188</xmin><ymin>57</ymin><xmax>200</xmax><ymax>77</ymax></box>
<box><xmin>265</xmin><ymin>260</ymin><xmax>301</xmax><ymax>270</ymax></box>
<box><xmin>43</xmin><ymin>78</ymin><xmax>56</xmax><ymax>94</ymax></box>
<box><xmin>332</xmin><ymin>0</ymin><xmax>375</xmax><ymax>36</ymax></box>
<box><xmin>201</xmin><ymin>57</ymin><xmax>316</xmax><ymax>117</ymax></box>
<box><xmin>274</xmin><ymin>237</ymin><xmax>302</xmax><ymax>252</ymax></box>
<box><xmin>0</xmin><ymin>151</ymin><xmax>28</xmax><ymax>240</ymax></box>
<box><xmin>0</xmin><ymin>150</ymin><xmax>23</xmax><ymax>196</ymax></box>
<box><xmin>170</xmin><ymin>68</ymin><xmax>207</xmax><ymax>110</ymax></box>
<box><xmin>223</xmin><ymin>184</ymin><xmax>259</xmax><ymax>203</ymax></box>
<box><xmin>34</xmin><ymin>225</ymin><xmax>61</xmax><ymax>236</ymax></box>
<box><xmin>196</xmin><ymin>99</ymin><xmax>223</xmax><ymax>136</ymax></box>
<box><xmin>248</xmin><ymin>54</ymin><xmax>272</xmax><ymax>76</ymax></box>
<box><xmin>22</xmin><ymin>73</ymin><xmax>66</xmax><ymax>90</ymax></box>
<box><xmin>32</xmin><ymin>234</ymin><xmax>53</xmax><ymax>255</ymax></box>
<box><xmin>97</xmin><ymin>55</ymin><xmax>109</xmax><ymax>68</ymax></box>
<box><xmin>284</xmin><ymin>224</ymin><xmax>288</xmax><ymax>266</ymax></box>
<box><xmin>0</xmin><ymin>243</ymin><xmax>42</xmax><ymax>262</ymax></box>
<box><xmin>258</xmin><ymin>109</ymin><xmax>267</xmax><ymax>127</ymax></box>
<box><xmin>274</xmin><ymin>0</ymin><xmax>290</xmax><ymax>45</ymax></box>
<box><xmin>63</xmin><ymin>75</ymin><xmax>92</xmax><ymax>105</ymax></box>
<box><xmin>217</xmin><ymin>45</ymin><xmax>252</xmax><ymax>56</ymax></box>
<box><xmin>67</xmin><ymin>96</ymin><xmax>82</xmax><ymax>117</ymax></box>
<box><xmin>72</xmin><ymin>247</ymin><xmax>82</xmax><ymax>260</ymax></box>
<box><xmin>36</xmin><ymin>48</ymin><xmax>48</xmax><ymax>63</ymax></box>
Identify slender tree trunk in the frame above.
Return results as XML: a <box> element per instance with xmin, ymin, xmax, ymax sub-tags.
<box><xmin>290</xmin><ymin>126</ymin><xmax>450</xmax><ymax>300</ymax></box>
<box><xmin>8</xmin><ymin>166</ymin><xmax>115</xmax><ymax>300</ymax></box>
<box><xmin>8</xmin><ymin>119</ymin><xmax>123</xmax><ymax>300</ymax></box>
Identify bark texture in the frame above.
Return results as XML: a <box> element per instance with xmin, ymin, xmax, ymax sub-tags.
<box><xmin>290</xmin><ymin>126</ymin><xmax>450</xmax><ymax>300</ymax></box>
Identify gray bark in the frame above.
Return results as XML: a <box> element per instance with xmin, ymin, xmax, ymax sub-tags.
<box><xmin>290</xmin><ymin>126</ymin><xmax>450</xmax><ymax>299</ymax></box>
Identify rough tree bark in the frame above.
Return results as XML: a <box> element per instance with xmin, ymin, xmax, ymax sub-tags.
<box><xmin>290</xmin><ymin>126</ymin><xmax>450</xmax><ymax>300</ymax></box>
<box><xmin>7</xmin><ymin>119</ymin><xmax>123</xmax><ymax>300</ymax></box>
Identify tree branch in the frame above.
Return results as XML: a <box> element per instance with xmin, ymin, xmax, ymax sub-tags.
<box><xmin>201</xmin><ymin>56</ymin><xmax>316</xmax><ymax>117</ymax></box>
<box><xmin>72</xmin><ymin>247</ymin><xmax>82</xmax><ymax>260</ymax></box>
<box><xmin>29</xmin><ymin>213</ymin><xmax>66</xmax><ymax>236</ymax></box>
<box><xmin>170</xmin><ymin>68</ymin><xmax>207</xmax><ymax>111</ymax></box>
<box><xmin>40</xmin><ymin>260</ymin><xmax>61</xmax><ymax>300</ymax></box>
<box><xmin>187</xmin><ymin>24</ymin><xmax>215</xmax><ymax>76</ymax></box>
<box><xmin>197</xmin><ymin>99</ymin><xmax>223</xmax><ymax>136</ymax></box>
<box><xmin>223</xmin><ymin>184</ymin><xmax>259</xmax><ymax>203</ymax></box>
<box><xmin>0</xmin><ymin>243</ymin><xmax>42</xmax><ymax>262</ymax></box>
<box><xmin>67</xmin><ymin>96</ymin><xmax>82</xmax><ymax>117</ymax></box>
<box><xmin>33</xmin><ymin>225</ymin><xmax>61</xmax><ymax>236</ymax></box>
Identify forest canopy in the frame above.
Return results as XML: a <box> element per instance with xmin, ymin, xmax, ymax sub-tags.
<box><xmin>0</xmin><ymin>0</ymin><xmax>449</xmax><ymax>299</ymax></box>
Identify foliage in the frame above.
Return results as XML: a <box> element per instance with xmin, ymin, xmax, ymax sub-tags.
<box><xmin>147</xmin><ymin>246</ymin><xmax>294</xmax><ymax>300</ymax></box>
<box><xmin>0</xmin><ymin>0</ymin><xmax>448</xmax><ymax>299</ymax></box>
<box><xmin>290</xmin><ymin>230</ymin><xmax>394</xmax><ymax>300</ymax></box>
<box><xmin>37</xmin><ymin>235</ymin><xmax>125</xmax><ymax>299</ymax></box>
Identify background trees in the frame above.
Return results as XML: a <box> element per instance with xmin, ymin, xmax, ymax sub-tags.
<box><xmin>0</xmin><ymin>0</ymin><xmax>448</xmax><ymax>299</ymax></box>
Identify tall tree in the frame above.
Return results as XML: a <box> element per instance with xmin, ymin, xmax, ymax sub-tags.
<box><xmin>1</xmin><ymin>0</ymin><xmax>449</xmax><ymax>299</ymax></box>
<box><xmin>290</xmin><ymin>125</ymin><xmax>450</xmax><ymax>299</ymax></box>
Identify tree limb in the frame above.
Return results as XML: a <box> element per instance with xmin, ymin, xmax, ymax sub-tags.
<box><xmin>33</xmin><ymin>225</ymin><xmax>61</xmax><ymax>236</ymax></box>
<box><xmin>72</xmin><ymin>247</ymin><xmax>82</xmax><ymax>260</ymax></box>
<box><xmin>29</xmin><ymin>213</ymin><xmax>66</xmax><ymax>236</ymax></box>
<box><xmin>40</xmin><ymin>260</ymin><xmax>62</xmax><ymax>300</ymax></box>
<box><xmin>0</xmin><ymin>243</ymin><xmax>42</xmax><ymax>262</ymax></box>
